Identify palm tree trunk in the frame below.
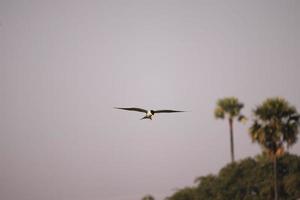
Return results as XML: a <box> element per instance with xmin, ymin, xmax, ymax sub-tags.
<box><xmin>273</xmin><ymin>156</ymin><xmax>278</xmax><ymax>200</ymax></box>
<box><xmin>229</xmin><ymin>118</ymin><xmax>235</xmax><ymax>163</ymax></box>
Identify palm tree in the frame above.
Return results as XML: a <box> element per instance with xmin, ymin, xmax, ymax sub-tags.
<box><xmin>142</xmin><ymin>194</ymin><xmax>155</xmax><ymax>200</ymax></box>
<box><xmin>249</xmin><ymin>97</ymin><xmax>300</xmax><ymax>200</ymax></box>
<box><xmin>214</xmin><ymin>97</ymin><xmax>246</xmax><ymax>163</ymax></box>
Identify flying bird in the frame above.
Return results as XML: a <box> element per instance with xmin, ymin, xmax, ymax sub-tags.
<box><xmin>114</xmin><ymin>107</ymin><xmax>185</xmax><ymax>120</ymax></box>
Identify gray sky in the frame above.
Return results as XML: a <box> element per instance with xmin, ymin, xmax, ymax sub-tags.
<box><xmin>1</xmin><ymin>1</ymin><xmax>300</xmax><ymax>200</ymax></box>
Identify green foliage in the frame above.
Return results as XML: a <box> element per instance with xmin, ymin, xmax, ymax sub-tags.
<box><xmin>248</xmin><ymin>97</ymin><xmax>300</xmax><ymax>200</ymax></box>
<box><xmin>214</xmin><ymin>97</ymin><xmax>246</xmax><ymax>163</ymax></box>
<box><xmin>194</xmin><ymin>175</ymin><xmax>218</xmax><ymax>200</ymax></box>
<box><xmin>166</xmin><ymin>154</ymin><xmax>300</xmax><ymax>200</ymax></box>
<box><xmin>214</xmin><ymin>97</ymin><xmax>245</xmax><ymax>120</ymax></box>
<box><xmin>142</xmin><ymin>194</ymin><xmax>155</xmax><ymax>200</ymax></box>
<box><xmin>249</xmin><ymin>97</ymin><xmax>300</xmax><ymax>155</ymax></box>
<box><xmin>166</xmin><ymin>187</ymin><xmax>196</xmax><ymax>200</ymax></box>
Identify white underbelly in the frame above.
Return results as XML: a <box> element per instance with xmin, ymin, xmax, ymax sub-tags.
<box><xmin>146</xmin><ymin>111</ymin><xmax>152</xmax><ymax>117</ymax></box>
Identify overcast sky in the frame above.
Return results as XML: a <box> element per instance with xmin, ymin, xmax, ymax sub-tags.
<box><xmin>1</xmin><ymin>1</ymin><xmax>300</xmax><ymax>200</ymax></box>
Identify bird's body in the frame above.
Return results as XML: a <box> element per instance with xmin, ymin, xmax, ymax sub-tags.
<box><xmin>143</xmin><ymin>110</ymin><xmax>155</xmax><ymax>120</ymax></box>
<box><xmin>114</xmin><ymin>107</ymin><xmax>184</xmax><ymax>120</ymax></box>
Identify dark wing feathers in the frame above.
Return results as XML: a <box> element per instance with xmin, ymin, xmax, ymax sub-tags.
<box><xmin>114</xmin><ymin>107</ymin><xmax>147</xmax><ymax>113</ymax></box>
<box><xmin>154</xmin><ymin>110</ymin><xmax>185</xmax><ymax>113</ymax></box>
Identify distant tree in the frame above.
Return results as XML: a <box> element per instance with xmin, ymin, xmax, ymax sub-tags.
<box><xmin>194</xmin><ymin>175</ymin><xmax>218</xmax><ymax>200</ymax></box>
<box><xmin>165</xmin><ymin>187</ymin><xmax>195</xmax><ymax>200</ymax></box>
<box><xmin>214</xmin><ymin>97</ymin><xmax>246</xmax><ymax>162</ymax></box>
<box><xmin>167</xmin><ymin>154</ymin><xmax>300</xmax><ymax>200</ymax></box>
<box><xmin>249</xmin><ymin>97</ymin><xmax>300</xmax><ymax>200</ymax></box>
<box><xmin>142</xmin><ymin>194</ymin><xmax>155</xmax><ymax>200</ymax></box>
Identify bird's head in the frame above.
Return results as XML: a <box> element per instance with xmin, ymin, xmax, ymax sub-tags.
<box><xmin>150</xmin><ymin>110</ymin><xmax>155</xmax><ymax>115</ymax></box>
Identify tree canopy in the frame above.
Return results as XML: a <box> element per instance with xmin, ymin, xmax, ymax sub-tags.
<box><xmin>142</xmin><ymin>194</ymin><xmax>155</xmax><ymax>200</ymax></box>
<box><xmin>214</xmin><ymin>97</ymin><xmax>245</xmax><ymax>120</ymax></box>
<box><xmin>214</xmin><ymin>97</ymin><xmax>246</xmax><ymax>162</ymax></box>
<box><xmin>248</xmin><ymin>97</ymin><xmax>300</xmax><ymax>200</ymax></box>
<box><xmin>149</xmin><ymin>97</ymin><xmax>300</xmax><ymax>200</ymax></box>
<box><xmin>166</xmin><ymin>153</ymin><xmax>300</xmax><ymax>200</ymax></box>
<box><xmin>249</xmin><ymin>97</ymin><xmax>300</xmax><ymax>155</ymax></box>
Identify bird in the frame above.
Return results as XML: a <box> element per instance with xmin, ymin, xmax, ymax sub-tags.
<box><xmin>114</xmin><ymin>107</ymin><xmax>185</xmax><ymax>120</ymax></box>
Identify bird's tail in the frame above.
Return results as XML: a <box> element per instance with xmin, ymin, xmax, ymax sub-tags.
<box><xmin>140</xmin><ymin>116</ymin><xmax>152</xmax><ymax>120</ymax></box>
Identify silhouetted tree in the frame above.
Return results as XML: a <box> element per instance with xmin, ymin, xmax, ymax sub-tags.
<box><xmin>215</xmin><ymin>97</ymin><xmax>246</xmax><ymax>162</ymax></box>
<box><xmin>166</xmin><ymin>187</ymin><xmax>195</xmax><ymax>200</ymax></box>
<box><xmin>142</xmin><ymin>194</ymin><xmax>155</xmax><ymax>200</ymax></box>
<box><xmin>249</xmin><ymin>97</ymin><xmax>300</xmax><ymax>200</ymax></box>
<box><xmin>167</xmin><ymin>154</ymin><xmax>300</xmax><ymax>200</ymax></box>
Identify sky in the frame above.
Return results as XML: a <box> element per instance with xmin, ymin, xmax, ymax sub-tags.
<box><xmin>1</xmin><ymin>1</ymin><xmax>300</xmax><ymax>200</ymax></box>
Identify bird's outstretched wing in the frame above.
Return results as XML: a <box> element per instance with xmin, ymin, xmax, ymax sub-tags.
<box><xmin>154</xmin><ymin>110</ymin><xmax>185</xmax><ymax>113</ymax></box>
<box><xmin>114</xmin><ymin>107</ymin><xmax>147</xmax><ymax>113</ymax></box>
